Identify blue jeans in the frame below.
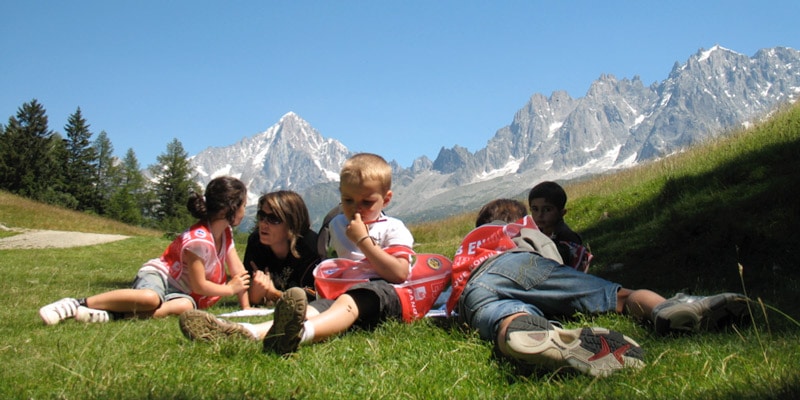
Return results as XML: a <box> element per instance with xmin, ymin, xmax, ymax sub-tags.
<box><xmin>457</xmin><ymin>252</ymin><xmax>621</xmax><ymax>341</ymax></box>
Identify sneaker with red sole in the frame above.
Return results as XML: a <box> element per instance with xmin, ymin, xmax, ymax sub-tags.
<box><xmin>503</xmin><ymin>314</ymin><xmax>645</xmax><ymax>377</ymax></box>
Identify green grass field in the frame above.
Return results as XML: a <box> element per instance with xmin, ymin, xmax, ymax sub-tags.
<box><xmin>2</xmin><ymin>103</ymin><xmax>800</xmax><ymax>399</ymax></box>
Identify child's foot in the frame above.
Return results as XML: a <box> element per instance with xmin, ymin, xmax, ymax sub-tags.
<box><xmin>75</xmin><ymin>306</ymin><xmax>110</xmax><ymax>323</ymax></box>
<box><xmin>502</xmin><ymin>314</ymin><xmax>645</xmax><ymax>377</ymax></box>
<box><xmin>39</xmin><ymin>298</ymin><xmax>80</xmax><ymax>325</ymax></box>
<box><xmin>178</xmin><ymin>309</ymin><xmax>254</xmax><ymax>341</ymax></box>
<box><xmin>263</xmin><ymin>287</ymin><xmax>307</xmax><ymax>356</ymax></box>
<box><xmin>652</xmin><ymin>292</ymin><xmax>750</xmax><ymax>334</ymax></box>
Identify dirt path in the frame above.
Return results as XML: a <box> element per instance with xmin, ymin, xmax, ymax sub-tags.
<box><xmin>0</xmin><ymin>224</ymin><xmax>129</xmax><ymax>250</ymax></box>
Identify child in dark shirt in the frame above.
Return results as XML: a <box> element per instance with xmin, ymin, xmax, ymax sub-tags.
<box><xmin>244</xmin><ymin>190</ymin><xmax>321</xmax><ymax>305</ymax></box>
<box><xmin>528</xmin><ymin>181</ymin><xmax>591</xmax><ymax>271</ymax></box>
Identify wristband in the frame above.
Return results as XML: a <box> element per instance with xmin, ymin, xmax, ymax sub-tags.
<box><xmin>356</xmin><ymin>235</ymin><xmax>373</xmax><ymax>246</ymax></box>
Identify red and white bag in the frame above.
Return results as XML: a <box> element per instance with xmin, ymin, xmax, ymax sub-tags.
<box><xmin>313</xmin><ymin>252</ymin><xmax>452</xmax><ymax>322</ymax></box>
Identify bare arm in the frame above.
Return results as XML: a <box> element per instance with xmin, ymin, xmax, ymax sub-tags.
<box><xmin>184</xmin><ymin>249</ymin><xmax>250</xmax><ymax>299</ymax></box>
<box><xmin>346</xmin><ymin>213</ymin><xmax>410</xmax><ymax>283</ymax></box>
<box><xmin>225</xmin><ymin>246</ymin><xmax>253</xmax><ymax>309</ymax></box>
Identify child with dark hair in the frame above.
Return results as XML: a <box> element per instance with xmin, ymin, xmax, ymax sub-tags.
<box><xmin>528</xmin><ymin>181</ymin><xmax>581</xmax><ymax>242</ymax></box>
<box><xmin>38</xmin><ymin>176</ymin><xmax>251</xmax><ymax>325</ymax></box>
<box><xmin>528</xmin><ymin>181</ymin><xmax>591</xmax><ymax>271</ymax></box>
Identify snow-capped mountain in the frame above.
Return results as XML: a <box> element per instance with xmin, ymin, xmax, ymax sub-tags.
<box><xmin>191</xmin><ymin>112</ymin><xmax>351</xmax><ymax>206</ymax></box>
<box><xmin>190</xmin><ymin>45</ymin><xmax>800</xmax><ymax>229</ymax></box>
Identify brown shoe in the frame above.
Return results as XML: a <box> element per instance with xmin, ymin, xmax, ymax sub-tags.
<box><xmin>263</xmin><ymin>287</ymin><xmax>307</xmax><ymax>355</ymax></box>
<box><xmin>179</xmin><ymin>309</ymin><xmax>254</xmax><ymax>342</ymax></box>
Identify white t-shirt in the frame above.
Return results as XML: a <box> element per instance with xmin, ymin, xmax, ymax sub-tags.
<box><xmin>328</xmin><ymin>213</ymin><xmax>414</xmax><ymax>278</ymax></box>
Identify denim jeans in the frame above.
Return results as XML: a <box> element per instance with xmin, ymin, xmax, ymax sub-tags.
<box><xmin>457</xmin><ymin>252</ymin><xmax>621</xmax><ymax>341</ymax></box>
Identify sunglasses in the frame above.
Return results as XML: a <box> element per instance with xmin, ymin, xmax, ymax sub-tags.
<box><xmin>257</xmin><ymin>210</ymin><xmax>283</xmax><ymax>225</ymax></box>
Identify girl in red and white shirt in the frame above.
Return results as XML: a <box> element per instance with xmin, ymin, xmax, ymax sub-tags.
<box><xmin>38</xmin><ymin>176</ymin><xmax>251</xmax><ymax>325</ymax></box>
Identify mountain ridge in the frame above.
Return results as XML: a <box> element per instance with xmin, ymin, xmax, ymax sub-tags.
<box><xmin>189</xmin><ymin>45</ymin><xmax>800</xmax><ymax>229</ymax></box>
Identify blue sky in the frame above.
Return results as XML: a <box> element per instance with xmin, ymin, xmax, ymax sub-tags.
<box><xmin>2</xmin><ymin>1</ymin><xmax>798</xmax><ymax>169</ymax></box>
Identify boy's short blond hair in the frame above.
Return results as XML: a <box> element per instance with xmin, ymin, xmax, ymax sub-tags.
<box><xmin>340</xmin><ymin>153</ymin><xmax>392</xmax><ymax>193</ymax></box>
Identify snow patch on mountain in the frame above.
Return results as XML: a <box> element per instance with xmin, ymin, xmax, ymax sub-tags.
<box><xmin>477</xmin><ymin>157</ymin><xmax>522</xmax><ymax>181</ymax></box>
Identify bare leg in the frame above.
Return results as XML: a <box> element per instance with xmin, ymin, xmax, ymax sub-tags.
<box><xmin>304</xmin><ymin>294</ymin><xmax>359</xmax><ymax>342</ymax></box>
<box><xmin>617</xmin><ymin>288</ymin><xmax>666</xmax><ymax>320</ymax></box>
<box><xmin>85</xmin><ymin>289</ymin><xmax>161</xmax><ymax>315</ymax></box>
<box><xmin>152</xmin><ymin>298</ymin><xmax>194</xmax><ymax>318</ymax></box>
<box><xmin>243</xmin><ymin>306</ymin><xmax>322</xmax><ymax>340</ymax></box>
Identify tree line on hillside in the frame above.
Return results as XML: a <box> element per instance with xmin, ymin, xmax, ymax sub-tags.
<box><xmin>0</xmin><ymin>99</ymin><xmax>202</xmax><ymax>234</ymax></box>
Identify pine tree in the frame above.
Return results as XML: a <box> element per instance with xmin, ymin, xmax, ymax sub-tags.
<box><xmin>0</xmin><ymin>123</ymin><xmax>8</xmax><ymax>187</ymax></box>
<box><xmin>45</xmin><ymin>133</ymin><xmax>74</xmax><ymax>207</ymax></box>
<box><xmin>107</xmin><ymin>148</ymin><xmax>149</xmax><ymax>225</ymax></box>
<box><xmin>0</xmin><ymin>99</ymin><xmax>68</xmax><ymax>203</ymax></box>
<box><xmin>149</xmin><ymin>138</ymin><xmax>200</xmax><ymax>233</ymax></box>
<box><xmin>93</xmin><ymin>130</ymin><xmax>121</xmax><ymax>215</ymax></box>
<box><xmin>64</xmin><ymin>107</ymin><xmax>98</xmax><ymax>211</ymax></box>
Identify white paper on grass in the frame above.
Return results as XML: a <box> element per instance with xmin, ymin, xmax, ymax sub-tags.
<box><xmin>217</xmin><ymin>308</ymin><xmax>274</xmax><ymax>318</ymax></box>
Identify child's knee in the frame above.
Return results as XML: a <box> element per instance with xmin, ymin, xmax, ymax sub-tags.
<box><xmin>137</xmin><ymin>289</ymin><xmax>164</xmax><ymax>309</ymax></box>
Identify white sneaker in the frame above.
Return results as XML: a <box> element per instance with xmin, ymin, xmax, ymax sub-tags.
<box><xmin>39</xmin><ymin>298</ymin><xmax>80</xmax><ymax>325</ymax></box>
<box><xmin>75</xmin><ymin>306</ymin><xmax>110</xmax><ymax>323</ymax></box>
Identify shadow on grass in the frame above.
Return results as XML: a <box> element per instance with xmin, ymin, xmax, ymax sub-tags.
<box><xmin>583</xmin><ymin>135</ymin><xmax>800</xmax><ymax>320</ymax></box>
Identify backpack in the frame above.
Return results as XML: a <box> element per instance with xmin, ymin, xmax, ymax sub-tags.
<box><xmin>316</xmin><ymin>205</ymin><xmax>342</xmax><ymax>258</ymax></box>
<box><xmin>313</xmin><ymin>252</ymin><xmax>452</xmax><ymax>322</ymax></box>
<box><xmin>507</xmin><ymin>227</ymin><xmax>564</xmax><ymax>264</ymax></box>
<box><xmin>508</xmin><ymin>224</ymin><xmax>594</xmax><ymax>272</ymax></box>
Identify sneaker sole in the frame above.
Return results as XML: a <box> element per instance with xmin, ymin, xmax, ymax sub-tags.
<box><xmin>263</xmin><ymin>288</ymin><xmax>307</xmax><ymax>355</ymax></box>
<box><xmin>179</xmin><ymin>310</ymin><xmax>252</xmax><ymax>342</ymax></box>
<box><xmin>507</xmin><ymin>325</ymin><xmax>645</xmax><ymax>377</ymax></box>
<box><xmin>655</xmin><ymin>293</ymin><xmax>750</xmax><ymax>334</ymax></box>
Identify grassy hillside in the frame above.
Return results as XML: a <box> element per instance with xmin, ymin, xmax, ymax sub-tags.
<box><xmin>569</xmin><ymin>101</ymin><xmax>800</xmax><ymax>317</ymax></box>
<box><xmin>1</xmin><ymin>102</ymin><xmax>799</xmax><ymax>399</ymax></box>
<box><xmin>0</xmin><ymin>191</ymin><xmax>162</xmax><ymax>237</ymax></box>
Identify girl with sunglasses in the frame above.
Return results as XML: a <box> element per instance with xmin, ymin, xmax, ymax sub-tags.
<box><xmin>243</xmin><ymin>191</ymin><xmax>322</xmax><ymax>306</ymax></box>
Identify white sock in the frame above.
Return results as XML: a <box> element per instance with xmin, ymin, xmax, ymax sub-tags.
<box><xmin>299</xmin><ymin>321</ymin><xmax>315</xmax><ymax>345</ymax></box>
<box><xmin>239</xmin><ymin>322</ymin><xmax>260</xmax><ymax>340</ymax></box>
